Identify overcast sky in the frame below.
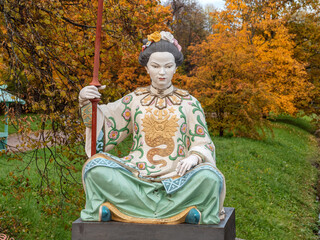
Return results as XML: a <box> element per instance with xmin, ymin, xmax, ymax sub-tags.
<box><xmin>161</xmin><ymin>0</ymin><xmax>226</xmax><ymax>9</ymax></box>
<box><xmin>198</xmin><ymin>0</ymin><xmax>225</xmax><ymax>9</ymax></box>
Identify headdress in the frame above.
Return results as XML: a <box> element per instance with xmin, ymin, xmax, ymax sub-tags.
<box><xmin>139</xmin><ymin>31</ymin><xmax>184</xmax><ymax>66</ymax></box>
<box><xmin>142</xmin><ymin>31</ymin><xmax>182</xmax><ymax>52</ymax></box>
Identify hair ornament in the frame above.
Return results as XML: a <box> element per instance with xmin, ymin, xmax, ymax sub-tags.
<box><xmin>148</xmin><ymin>31</ymin><xmax>162</xmax><ymax>42</ymax></box>
<box><xmin>141</xmin><ymin>31</ymin><xmax>182</xmax><ymax>52</ymax></box>
<box><xmin>160</xmin><ymin>31</ymin><xmax>174</xmax><ymax>43</ymax></box>
<box><xmin>173</xmin><ymin>39</ymin><xmax>182</xmax><ymax>52</ymax></box>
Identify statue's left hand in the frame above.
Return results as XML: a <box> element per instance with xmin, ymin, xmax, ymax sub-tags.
<box><xmin>176</xmin><ymin>154</ymin><xmax>201</xmax><ymax>176</ymax></box>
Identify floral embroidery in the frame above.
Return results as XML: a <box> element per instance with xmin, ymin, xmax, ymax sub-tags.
<box><xmin>122</xmin><ymin>108</ymin><xmax>131</xmax><ymax>121</ymax></box>
<box><xmin>186</xmin><ymin>136</ymin><xmax>191</xmax><ymax>150</ymax></box>
<box><xmin>93</xmin><ymin>87</ymin><xmax>215</xmax><ymax>178</ymax></box>
<box><xmin>189</xmin><ymin>99</ymin><xmax>210</xmax><ymax>141</ymax></box>
<box><xmin>121</xmin><ymin>95</ymin><xmax>132</xmax><ymax>122</ymax></box>
<box><xmin>134</xmin><ymin>123</ymin><xmax>139</xmax><ymax>134</ymax></box>
<box><xmin>205</xmin><ymin>143</ymin><xmax>215</xmax><ymax>152</ymax></box>
<box><xmin>196</xmin><ymin>125</ymin><xmax>205</xmax><ymax>135</ymax></box>
<box><xmin>131</xmin><ymin>107</ymin><xmax>144</xmax><ymax>158</ymax></box>
<box><xmin>180</xmin><ymin>123</ymin><xmax>187</xmax><ymax>134</ymax></box>
<box><xmin>105</xmin><ymin>94</ymin><xmax>133</xmax><ymax>148</ymax></box>
<box><xmin>205</xmin><ymin>143</ymin><xmax>216</xmax><ymax>159</ymax></box>
<box><xmin>137</xmin><ymin>162</ymin><xmax>146</xmax><ymax>170</ymax></box>
<box><xmin>169</xmin><ymin>106</ymin><xmax>187</xmax><ymax>161</ymax></box>
<box><xmin>189</xmin><ymin>121</ymin><xmax>206</xmax><ymax>141</ymax></box>
<box><xmin>178</xmin><ymin>145</ymin><xmax>185</xmax><ymax>156</ymax></box>
<box><xmin>122</xmin><ymin>155</ymin><xmax>134</xmax><ymax>163</ymax></box>
<box><xmin>122</xmin><ymin>95</ymin><xmax>133</xmax><ymax>104</ymax></box>
<box><xmin>169</xmin><ymin>143</ymin><xmax>186</xmax><ymax>161</ymax></box>
<box><xmin>109</xmin><ymin>130</ymin><xmax>119</xmax><ymax>140</ymax></box>
<box><xmin>123</xmin><ymin>155</ymin><xmax>133</xmax><ymax>161</ymax></box>
<box><xmin>136</xmin><ymin>161</ymin><xmax>160</xmax><ymax>175</ymax></box>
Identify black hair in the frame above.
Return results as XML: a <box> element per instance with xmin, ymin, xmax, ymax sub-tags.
<box><xmin>138</xmin><ymin>39</ymin><xmax>184</xmax><ymax>66</ymax></box>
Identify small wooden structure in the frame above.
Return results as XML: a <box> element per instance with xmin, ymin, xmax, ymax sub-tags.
<box><xmin>0</xmin><ymin>85</ymin><xmax>25</xmax><ymax>153</ymax></box>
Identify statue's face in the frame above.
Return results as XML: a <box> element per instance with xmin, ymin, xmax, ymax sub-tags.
<box><xmin>145</xmin><ymin>52</ymin><xmax>177</xmax><ymax>89</ymax></box>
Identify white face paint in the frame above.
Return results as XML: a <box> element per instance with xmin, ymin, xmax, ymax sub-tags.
<box><xmin>145</xmin><ymin>52</ymin><xmax>177</xmax><ymax>89</ymax></box>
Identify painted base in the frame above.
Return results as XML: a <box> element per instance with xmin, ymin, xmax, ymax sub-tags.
<box><xmin>72</xmin><ymin>207</ymin><xmax>236</xmax><ymax>240</ymax></box>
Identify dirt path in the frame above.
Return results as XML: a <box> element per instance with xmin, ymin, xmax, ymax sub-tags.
<box><xmin>6</xmin><ymin>133</ymin><xmax>26</xmax><ymax>152</ymax></box>
<box><xmin>6</xmin><ymin>131</ymin><xmax>66</xmax><ymax>152</ymax></box>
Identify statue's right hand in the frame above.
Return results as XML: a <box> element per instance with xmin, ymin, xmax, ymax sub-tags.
<box><xmin>79</xmin><ymin>85</ymin><xmax>106</xmax><ymax>107</ymax></box>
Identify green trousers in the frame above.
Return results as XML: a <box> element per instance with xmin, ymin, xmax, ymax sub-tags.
<box><xmin>81</xmin><ymin>164</ymin><xmax>223</xmax><ymax>224</ymax></box>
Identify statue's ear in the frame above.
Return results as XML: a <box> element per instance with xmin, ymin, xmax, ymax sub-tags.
<box><xmin>145</xmin><ymin>66</ymin><xmax>149</xmax><ymax>74</ymax></box>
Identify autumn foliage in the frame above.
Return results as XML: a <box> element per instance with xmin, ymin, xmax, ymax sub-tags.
<box><xmin>0</xmin><ymin>0</ymin><xmax>319</xmax><ymax>180</ymax></box>
<box><xmin>185</xmin><ymin>0</ymin><xmax>316</xmax><ymax>138</ymax></box>
<box><xmin>0</xmin><ymin>0</ymin><xmax>171</xmax><ymax>192</ymax></box>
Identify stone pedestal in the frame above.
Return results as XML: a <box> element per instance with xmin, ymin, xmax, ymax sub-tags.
<box><xmin>72</xmin><ymin>207</ymin><xmax>236</xmax><ymax>240</ymax></box>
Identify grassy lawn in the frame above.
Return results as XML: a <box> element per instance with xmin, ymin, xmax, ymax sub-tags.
<box><xmin>0</xmin><ymin>121</ymin><xmax>319</xmax><ymax>239</ymax></box>
<box><xmin>216</xmin><ymin>122</ymin><xmax>319</xmax><ymax>239</ymax></box>
<box><xmin>0</xmin><ymin>145</ymin><xmax>85</xmax><ymax>239</ymax></box>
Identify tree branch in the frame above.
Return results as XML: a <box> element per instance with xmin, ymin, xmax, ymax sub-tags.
<box><xmin>36</xmin><ymin>6</ymin><xmax>96</xmax><ymax>29</ymax></box>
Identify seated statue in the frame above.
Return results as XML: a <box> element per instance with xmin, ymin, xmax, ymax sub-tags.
<box><xmin>78</xmin><ymin>31</ymin><xmax>226</xmax><ymax>224</ymax></box>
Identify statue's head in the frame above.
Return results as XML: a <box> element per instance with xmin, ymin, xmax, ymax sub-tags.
<box><xmin>138</xmin><ymin>31</ymin><xmax>184</xmax><ymax>67</ymax></box>
<box><xmin>139</xmin><ymin>32</ymin><xmax>183</xmax><ymax>89</ymax></box>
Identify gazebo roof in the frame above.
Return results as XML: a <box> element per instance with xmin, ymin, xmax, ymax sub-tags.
<box><xmin>0</xmin><ymin>85</ymin><xmax>25</xmax><ymax>104</ymax></box>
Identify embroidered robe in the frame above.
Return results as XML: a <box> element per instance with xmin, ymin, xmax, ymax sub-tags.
<box><xmin>80</xmin><ymin>85</ymin><xmax>226</xmax><ymax>224</ymax></box>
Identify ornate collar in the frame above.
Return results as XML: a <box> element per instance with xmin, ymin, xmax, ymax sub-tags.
<box><xmin>134</xmin><ymin>85</ymin><xmax>190</xmax><ymax>110</ymax></box>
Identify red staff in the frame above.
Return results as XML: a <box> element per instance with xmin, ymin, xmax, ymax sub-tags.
<box><xmin>90</xmin><ymin>0</ymin><xmax>104</xmax><ymax>156</ymax></box>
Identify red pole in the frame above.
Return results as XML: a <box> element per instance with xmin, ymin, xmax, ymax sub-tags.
<box><xmin>90</xmin><ymin>0</ymin><xmax>104</xmax><ymax>156</ymax></box>
<box><xmin>90</xmin><ymin>98</ymin><xmax>100</xmax><ymax>156</ymax></box>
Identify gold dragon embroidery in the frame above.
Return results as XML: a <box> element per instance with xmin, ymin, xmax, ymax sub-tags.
<box><xmin>142</xmin><ymin>107</ymin><xmax>179</xmax><ymax>167</ymax></box>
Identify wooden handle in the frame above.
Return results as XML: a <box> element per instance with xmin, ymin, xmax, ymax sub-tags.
<box><xmin>90</xmin><ymin>0</ymin><xmax>104</xmax><ymax>156</ymax></box>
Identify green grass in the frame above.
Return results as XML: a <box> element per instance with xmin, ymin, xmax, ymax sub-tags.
<box><xmin>0</xmin><ymin>146</ymin><xmax>85</xmax><ymax>239</ymax></box>
<box><xmin>0</xmin><ymin>122</ymin><xmax>319</xmax><ymax>239</ymax></box>
<box><xmin>215</xmin><ymin>122</ymin><xmax>319</xmax><ymax>239</ymax></box>
<box><xmin>269</xmin><ymin>114</ymin><xmax>318</xmax><ymax>134</ymax></box>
